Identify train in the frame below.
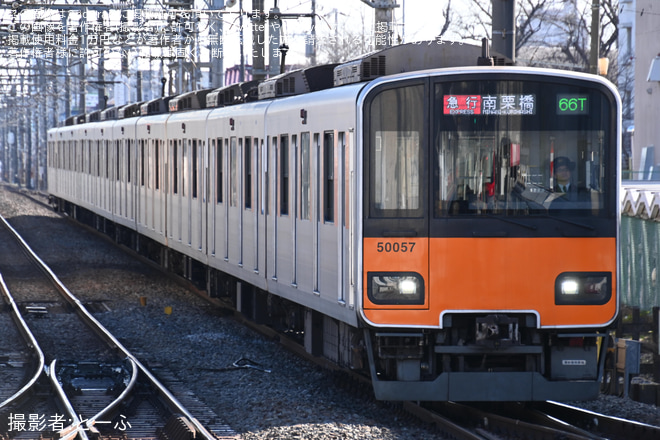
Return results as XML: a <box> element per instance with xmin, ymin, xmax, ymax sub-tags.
<box><xmin>47</xmin><ymin>41</ymin><xmax>621</xmax><ymax>402</ymax></box>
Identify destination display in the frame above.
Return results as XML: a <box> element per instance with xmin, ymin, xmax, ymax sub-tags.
<box><xmin>443</xmin><ymin>94</ymin><xmax>536</xmax><ymax>115</ymax></box>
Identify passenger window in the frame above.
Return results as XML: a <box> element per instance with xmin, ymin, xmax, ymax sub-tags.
<box><xmin>300</xmin><ymin>132</ymin><xmax>311</xmax><ymax>220</ymax></box>
<box><xmin>140</xmin><ymin>139</ymin><xmax>146</xmax><ymax>187</ymax></box>
<box><xmin>245</xmin><ymin>137</ymin><xmax>252</xmax><ymax>209</ymax></box>
<box><xmin>127</xmin><ymin>139</ymin><xmax>132</xmax><ymax>183</ymax></box>
<box><xmin>323</xmin><ymin>131</ymin><xmax>334</xmax><ymax>223</ymax></box>
<box><xmin>173</xmin><ymin>140</ymin><xmax>178</xmax><ymax>195</ymax></box>
<box><xmin>192</xmin><ymin>139</ymin><xmax>198</xmax><ymax>199</ymax></box>
<box><xmin>155</xmin><ymin>139</ymin><xmax>160</xmax><ymax>191</ymax></box>
<box><xmin>230</xmin><ymin>137</ymin><xmax>238</xmax><ymax>207</ymax></box>
<box><xmin>280</xmin><ymin>135</ymin><xmax>289</xmax><ymax>216</ymax></box>
<box><xmin>216</xmin><ymin>138</ymin><xmax>223</xmax><ymax>204</ymax></box>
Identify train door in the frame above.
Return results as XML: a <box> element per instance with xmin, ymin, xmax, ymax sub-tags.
<box><xmin>313</xmin><ymin>133</ymin><xmax>321</xmax><ymax>293</ymax></box>
<box><xmin>227</xmin><ymin>136</ymin><xmax>242</xmax><ymax>264</ymax></box>
<box><xmin>276</xmin><ymin>134</ymin><xmax>294</xmax><ymax>285</ymax></box>
<box><xmin>243</xmin><ymin>137</ymin><xmax>259</xmax><ymax>272</ymax></box>
<box><xmin>190</xmin><ymin>138</ymin><xmax>204</xmax><ymax>253</ymax></box>
<box><xmin>291</xmin><ymin>135</ymin><xmax>298</xmax><ymax>286</ymax></box>
<box><xmin>295</xmin><ymin>132</ymin><xmax>313</xmax><ymax>292</ymax></box>
<box><xmin>267</xmin><ymin>136</ymin><xmax>277</xmax><ymax>280</ymax></box>
<box><xmin>238</xmin><ymin>137</ymin><xmax>244</xmax><ymax>264</ymax></box>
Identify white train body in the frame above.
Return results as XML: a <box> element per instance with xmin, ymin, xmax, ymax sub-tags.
<box><xmin>48</xmin><ymin>43</ymin><xmax>621</xmax><ymax>402</ymax></box>
<box><xmin>48</xmin><ymin>79</ymin><xmax>364</xmax><ymax>328</ymax></box>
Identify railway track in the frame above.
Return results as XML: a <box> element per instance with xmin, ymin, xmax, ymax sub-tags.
<box><xmin>4</xmin><ymin>186</ymin><xmax>660</xmax><ymax>439</ymax></box>
<box><xmin>401</xmin><ymin>400</ymin><xmax>660</xmax><ymax>440</ymax></box>
<box><xmin>0</xmin><ymin>213</ymin><xmax>236</xmax><ymax>440</ymax></box>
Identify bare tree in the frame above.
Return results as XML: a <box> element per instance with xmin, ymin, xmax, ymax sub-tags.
<box><xmin>453</xmin><ymin>0</ymin><xmax>619</xmax><ymax>72</ymax></box>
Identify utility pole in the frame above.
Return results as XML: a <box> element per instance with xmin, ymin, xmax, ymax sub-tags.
<box><xmin>310</xmin><ymin>0</ymin><xmax>316</xmax><ymax>65</ymax></box>
<box><xmin>250</xmin><ymin>1</ymin><xmax>317</xmax><ymax>78</ymax></box>
<box><xmin>492</xmin><ymin>0</ymin><xmax>516</xmax><ymax>63</ymax></box>
<box><xmin>360</xmin><ymin>0</ymin><xmax>399</xmax><ymax>50</ymax></box>
<box><xmin>210</xmin><ymin>0</ymin><xmax>227</xmax><ymax>88</ymax></box>
<box><xmin>589</xmin><ymin>0</ymin><xmax>600</xmax><ymax>74</ymax></box>
<box><xmin>252</xmin><ymin>0</ymin><xmax>267</xmax><ymax>80</ymax></box>
<box><xmin>268</xmin><ymin>1</ymin><xmax>282</xmax><ymax>77</ymax></box>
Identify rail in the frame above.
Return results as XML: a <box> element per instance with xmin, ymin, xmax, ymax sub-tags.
<box><xmin>0</xmin><ymin>212</ymin><xmax>220</xmax><ymax>440</ymax></box>
<box><xmin>0</xmin><ymin>273</ymin><xmax>45</xmax><ymax>410</ymax></box>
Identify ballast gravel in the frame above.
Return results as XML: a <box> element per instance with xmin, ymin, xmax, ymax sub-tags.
<box><xmin>0</xmin><ymin>185</ymin><xmax>659</xmax><ymax>439</ymax></box>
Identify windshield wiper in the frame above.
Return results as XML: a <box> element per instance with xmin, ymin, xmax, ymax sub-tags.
<box><xmin>485</xmin><ymin>214</ymin><xmax>537</xmax><ymax>230</ymax></box>
<box><xmin>537</xmin><ymin>215</ymin><xmax>595</xmax><ymax>231</ymax></box>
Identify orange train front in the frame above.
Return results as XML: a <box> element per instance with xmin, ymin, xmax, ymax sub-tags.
<box><xmin>357</xmin><ymin>68</ymin><xmax>620</xmax><ymax>401</ymax></box>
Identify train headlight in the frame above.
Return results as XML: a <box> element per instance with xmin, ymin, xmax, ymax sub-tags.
<box><xmin>560</xmin><ymin>279</ymin><xmax>580</xmax><ymax>295</ymax></box>
<box><xmin>368</xmin><ymin>272</ymin><xmax>424</xmax><ymax>305</ymax></box>
<box><xmin>555</xmin><ymin>272</ymin><xmax>612</xmax><ymax>305</ymax></box>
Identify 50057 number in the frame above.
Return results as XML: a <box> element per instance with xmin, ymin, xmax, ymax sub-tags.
<box><xmin>376</xmin><ymin>242</ymin><xmax>416</xmax><ymax>253</ymax></box>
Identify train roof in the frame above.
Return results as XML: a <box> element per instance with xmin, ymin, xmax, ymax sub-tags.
<box><xmin>206</xmin><ymin>80</ymin><xmax>260</xmax><ymax>107</ymax></box>
<box><xmin>168</xmin><ymin>88</ymin><xmax>214</xmax><ymax>112</ymax></box>
<box><xmin>257</xmin><ymin>64</ymin><xmax>337</xmax><ymax>100</ymax></box>
<box><xmin>141</xmin><ymin>96</ymin><xmax>174</xmax><ymax>116</ymax></box>
<box><xmin>59</xmin><ymin>41</ymin><xmax>511</xmax><ymax>127</ymax></box>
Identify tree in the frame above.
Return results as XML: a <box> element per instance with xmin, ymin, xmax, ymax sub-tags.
<box><xmin>453</xmin><ymin>0</ymin><xmax>619</xmax><ymax>73</ymax></box>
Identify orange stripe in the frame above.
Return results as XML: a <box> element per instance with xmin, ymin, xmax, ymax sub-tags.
<box><xmin>363</xmin><ymin>237</ymin><xmax>617</xmax><ymax>328</ymax></box>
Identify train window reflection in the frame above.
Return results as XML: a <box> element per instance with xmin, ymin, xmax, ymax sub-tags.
<box><xmin>374</xmin><ymin>130</ymin><xmax>420</xmax><ymax>213</ymax></box>
<box><xmin>434</xmin><ymin>130</ymin><xmax>606</xmax><ymax>217</ymax></box>
<box><xmin>368</xmin><ymin>84</ymin><xmax>424</xmax><ymax>219</ymax></box>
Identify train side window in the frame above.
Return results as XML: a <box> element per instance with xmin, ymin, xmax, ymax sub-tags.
<box><xmin>192</xmin><ymin>139</ymin><xmax>198</xmax><ymax>199</ymax></box>
<box><xmin>183</xmin><ymin>140</ymin><xmax>188</xmax><ymax>197</ymax></box>
<box><xmin>127</xmin><ymin>139</ymin><xmax>132</xmax><ymax>183</ymax></box>
<box><xmin>323</xmin><ymin>131</ymin><xmax>334</xmax><ymax>223</ymax></box>
<box><xmin>173</xmin><ymin>140</ymin><xmax>179</xmax><ymax>195</ymax></box>
<box><xmin>271</xmin><ymin>136</ymin><xmax>278</xmax><ymax>215</ymax></box>
<box><xmin>245</xmin><ymin>137</ymin><xmax>252</xmax><ymax>209</ymax></box>
<box><xmin>96</xmin><ymin>141</ymin><xmax>101</xmax><ymax>177</ymax></box>
<box><xmin>230</xmin><ymin>137</ymin><xmax>238</xmax><ymax>207</ymax></box>
<box><xmin>280</xmin><ymin>135</ymin><xmax>289</xmax><ymax>216</ymax></box>
<box><xmin>339</xmin><ymin>132</ymin><xmax>347</xmax><ymax>227</ymax></box>
<box><xmin>155</xmin><ymin>140</ymin><xmax>160</xmax><ymax>190</ymax></box>
<box><xmin>216</xmin><ymin>137</ymin><xmax>223</xmax><ymax>204</ymax></box>
<box><xmin>116</xmin><ymin>140</ymin><xmax>120</xmax><ymax>182</ymax></box>
<box><xmin>140</xmin><ymin>139</ymin><xmax>146</xmax><ymax>187</ymax></box>
<box><xmin>291</xmin><ymin>134</ymin><xmax>298</xmax><ymax>218</ymax></box>
<box><xmin>300</xmin><ymin>132</ymin><xmax>311</xmax><ymax>220</ymax></box>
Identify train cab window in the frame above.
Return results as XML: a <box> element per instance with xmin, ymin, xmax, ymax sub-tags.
<box><xmin>323</xmin><ymin>132</ymin><xmax>334</xmax><ymax>223</ymax></box>
<box><xmin>245</xmin><ymin>137</ymin><xmax>252</xmax><ymax>209</ymax></box>
<box><xmin>367</xmin><ymin>84</ymin><xmax>425</xmax><ymax>218</ymax></box>
<box><xmin>280</xmin><ymin>135</ymin><xmax>289</xmax><ymax>216</ymax></box>
<box><xmin>433</xmin><ymin>79</ymin><xmax>613</xmax><ymax>220</ymax></box>
<box><xmin>300</xmin><ymin>132</ymin><xmax>311</xmax><ymax>220</ymax></box>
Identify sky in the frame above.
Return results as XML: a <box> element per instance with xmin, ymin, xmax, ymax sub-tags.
<box><xmin>0</xmin><ymin>0</ymin><xmax>472</xmax><ymax>102</ymax></box>
<box><xmin>214</xmin><ymin>0</ymin><xmax>469</xmax><ymax>67</ymax></box>
<box><xmin>0</xmin><ymin>0</ymin><xmax>468</xmax><ymax>69</ymax></box>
